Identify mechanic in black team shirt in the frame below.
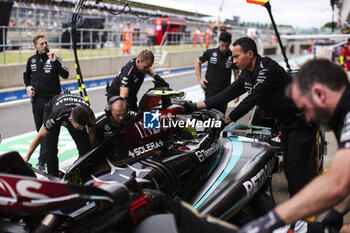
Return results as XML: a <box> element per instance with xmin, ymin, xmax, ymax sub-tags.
<box><xmin>95</xmin><ymin>96</ymin><xmax>135</xmax><ymax>145</ymax></box>
<box><xmin>107</xmin><ymin>50</ymin><xmax>169</xmax><ymax>112</ymax></box>
<box><xmin>187</xmin><ymin>37</ymin><xmax>317</xmax><ymax>197</ymax></box>
<box><xmin>195</xmin><ymin>31</ymin><xmax>238</xmax><ymax>114</ymax></box>
<box><xmin>23</xmin><ymin>93</ymin><xmax>96</xmax><ymax>177</ymax></box>
<box><xmin>23</xmin><ymin>34</ymin><xmax>69</xmax><ymax>170</ymax></box>
<box><xmin>239</xmin><ymin>58</ymin><xmax>350</xmax><ymax>233</ymax></box>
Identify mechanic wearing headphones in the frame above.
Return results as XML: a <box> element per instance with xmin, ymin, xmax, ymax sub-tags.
<box><xmin>23</xmin><ymin>93</ymin><xmax>96</xmax><ymax>177</ymax></box>
<box><xmin>94</xmin><ymin>96</ymin><xmax>136</xmax><ymax>145</ymax></box>
<box><xmin>186</xmin><ymin>37</ymin><xmax>317</xmax><ymax>197</ymax></box>
<box><xmin>107</xmin><ymin>50</ymin><xmax>169</xmax><ymax>112</ymax></box>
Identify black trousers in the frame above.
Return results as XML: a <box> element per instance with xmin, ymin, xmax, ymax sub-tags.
<box><xmin>205</xmin><ymin>88</ymin><xmax>227</xmax><ymax>115</ymax></box>
<box><xmin>31</xmin><ymin>95</ymin><xmax>52</xmax><ymax>165</ymax></box>
<box><xmin>45</xmin><ymin>122</ymin><xmax>90</xmax><ymax>177</ymax></box>
<box><xmin>281</xmin><ymin>121</ymin><xmax>317</xmax><ymax>197</ymax></box>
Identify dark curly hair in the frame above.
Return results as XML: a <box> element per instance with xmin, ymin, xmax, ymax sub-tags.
<box><xmin>232</xmin><ymin>37</ymin><xmax>258</xmax><ymax>56</ymax></box>
<box><xmin>219</xmin><ymin>31</ymin><xmax>232</xmax><ymax>43</ymax></box>
<box><xmin>71</xmin><ymin>106</ymin><xmax>90</xmax><ymax>126</ymax></box>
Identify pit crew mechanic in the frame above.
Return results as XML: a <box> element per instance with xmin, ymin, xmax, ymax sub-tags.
<box><xmin>238</xmin><ymin>58</ymin><xmax>350</xmax><ymax>233</ymax></box>
<box><xmin>187</xmin><ymin>37</ymin><xmax>317</xmax><ymax>197</ymax></box>
<box><xmin>95</xmin><ymin>96</ymin><xmax>135</xmax><ymax>145</ymax></box>
<box><xmin>195</xmin><ymin>31</ymin><xmax>239</xmax><ymax>114</ymax></box>
<box><xmin>23</xmin><ymin>93</ymin><xmax>96</xmax><ymax>177</ymax></box>
<box><xmin>107</xmin><ymin>50</ymin><xmax>169</xmax><ymax>112</ymax></box>
<box><xmin>23</xmin><ymin>34</ymin><xmax>69</xmax><ymax>170</ymax></box>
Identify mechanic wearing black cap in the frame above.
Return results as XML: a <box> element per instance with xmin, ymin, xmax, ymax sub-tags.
<box><xmin>23</xmin><ymin>93</ymin><xmax>96</xmax><ymax>177</ymax></box>
<box><xmin>107</xmin><ymin>49</ymin><xmax>169</xmax><ymax>112</ymax></box>
<box><xmin>23</xmin><ymin>34</ymin><xmax>69</xmax><ymax>170</ymax></box>
<box><xmin>187</xmin><ymin>37</ymin><xmax>317</xmax><ymax>197</ymax></box>
<box><xmin>95</xmin><ymin>96</ymin><xmax>136</xmax><ymax>145</ymax></box>
<box><xmin>195</xmin><ymin>31</ymin><xmax>238</xmax><ymax>114</ymax></box>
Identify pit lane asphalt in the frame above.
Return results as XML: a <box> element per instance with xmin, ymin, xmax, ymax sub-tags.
<box><xmin>0</xmin><ymin>71</ymin><xmax>199</xmax><ymax>138</ymax></box>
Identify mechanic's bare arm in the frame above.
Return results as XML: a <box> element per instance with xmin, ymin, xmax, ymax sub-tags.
<box><xmin>275</xmin><ymin>148</ymin><xmax>350</xmax><ymax>224</ymax></box>
<box><xmin>147</xmin><ymin>68</ymin><xmax>157</xmax><ymax>78</ymax></box>
<box><xmin>196</xmin><ymin>101</ymin><xmax>207</xmax><ymax>110</ymax></box>
<box><xmin>119</xmin><ymin>86</ymin><xmax>129</xmax><ymax>99</ymax></box>
<box><xmin>195</xmin><ymin>58</ymin><xmax>207</xmax><ymax>90</ymax></box>
<box><xmin>224</xmin><ymin>116</ymin><xmax>232</xmax><ymax>124</ymax></box>
<box><xmin>88</xmin><ymin>126</ymin><xmax>97</xmax><ymax>149</ymax></box>
<box><xmin>24</xmin><ymin>125</ymin><xmax>49</xmax><ymax>162</ymax></box>
<box><xmin>333</xmin><ymin>192</ymin><xmax>350</xmax><ymax>214</ymax></box>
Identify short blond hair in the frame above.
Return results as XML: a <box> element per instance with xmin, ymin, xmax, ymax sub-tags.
<box><xmin>137</xmin><ymin>50</ymin><xmax>154</xmax><ymax>63</ymax></box>
<box><xmin>32</xmin><ymin>35</ymin><xmax>46</xmax><ymax>46</ymax></box>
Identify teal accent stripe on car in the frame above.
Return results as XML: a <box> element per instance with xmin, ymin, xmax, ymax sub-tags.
<box><xmin>206</xmin><ymin>139</ymin><xmax>222</xmax><ymax>177</ymax></box>
<box><xmin>194</xmin><ymin>136</ymin><xmax>243</xmax><ymax>209</ymax></box>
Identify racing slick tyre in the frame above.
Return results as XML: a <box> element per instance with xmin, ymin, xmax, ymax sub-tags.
<box><xmin>305</xmin><ymin>128</ymin><xmax>326</xmax><ymax>183</ymax></box>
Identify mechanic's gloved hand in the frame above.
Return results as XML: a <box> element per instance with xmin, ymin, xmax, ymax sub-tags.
<box><xmin>153</xmin><ymin>74</ymin><xmax>169</xmax><ymax>88</ymax></box>
<box><xmin>128</xmin><ymin>110</ymin><xmax>138</xmax><ymax>117</ymax></box>
<box><xmin>184</xmin><ymin>101</ymin><xmax>198</xmax><ymax>114</ymax></box>
<box><xmin>219</xmin><ymin>119</ymin><xmax>229</xmax><ymax>132</ymax></box>
<box><xmin>238</xmin><ymin>210</ymin><xmax>285</xmax><ymax>233</ymax></box>
<box><xmin>321</xmin><ymin>208</ymin><xmax>344</xmax><ymax>231</ymax></box>
<box><xmin>143</xmin><ymin>189</ymin><xmax>168</xmax><ymax>213</ymax></box>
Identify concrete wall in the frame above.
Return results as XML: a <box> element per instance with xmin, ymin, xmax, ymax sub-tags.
<box><xmin>0</xmin><ymin>63</ymin><xmax>26</xmax><ymax>89</ymax></box>
<box><xmin>158</xmin><ymin>50</ymin><xmax>203</xmax><ymax>68</ymax></box>
<box><xmin>0</xmin><ymin>54</ymin><xmax>134</xmax><ymax>90</ymax></box>
<box><xmin>0</xmin><ymin>42</ymin><xmax>324</xmax><ymax>90</ymax></box>
<box><xmin>65</xmin><ymin>55</ymin><xmax>134</xmax><ymax>80</ymax></box>
<box><xmin>0</xmin><ymin>50</ymin><xmax>205</xmax><ymax>90</ymax></box>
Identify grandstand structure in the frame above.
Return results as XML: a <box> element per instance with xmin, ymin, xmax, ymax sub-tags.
<box><xmin>0</xmin><ymin>0</ymin><xmax>250</xmax><ymax>64</ymax></box>
<box><xmin>8</xmin><ymin>0</ymin><xmax>213</xmax><ymax>41</ymax></box>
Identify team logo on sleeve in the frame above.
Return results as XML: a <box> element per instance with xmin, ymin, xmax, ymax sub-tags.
<box><xmin>143</xmin><ymin>110</ymin><xmax>161</xmax><ymax>129</ymax></box>
<box><xmin>121</xmin><ymin>77</ymin><xmax>128</xmax><ymax>85</ymax></box>
<box><xmin>104</xmin><ymin>124</ymin><xmax>111</xmax><ymax>131</ymax></box>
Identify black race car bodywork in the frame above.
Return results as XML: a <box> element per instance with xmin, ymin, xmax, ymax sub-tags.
<box><xmin>0</xmin><ymin>88</ymin><xmax>278</xmax><ymax>232</ymax></box>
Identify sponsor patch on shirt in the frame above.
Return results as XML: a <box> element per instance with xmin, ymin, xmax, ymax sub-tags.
<box><xmin>104</xmin><ymin>124</ymin><xmax>111</xmax><ymax>131</ymax></box>
<box><xmin>225</xmin><ymin>56</ymin><xmax>232</xmax><ymax>68</ymax></box>
<box><xmin>209</xmin><ymin>57</ymin><xmax>217</xmax><ymax>64</ymax></box>
<box><xmin>340</xmin><ymin>112</ymin><xmax>350</xmax><ymax>148</ymax></box>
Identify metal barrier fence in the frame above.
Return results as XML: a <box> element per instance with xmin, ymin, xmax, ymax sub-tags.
<box><xmin>0</xmin><ymin>26</ymin><xmax>157</xmax><ymax>64</ymax></box>
<box><xmin>0</xmin><ymin>25</ymin><xmax>277</xmax><ymax>64</ymax></box>
<box><xmin>0</xmin><ymin>26</ymin><xmax>213</xmax><ymax>64</ymax></box>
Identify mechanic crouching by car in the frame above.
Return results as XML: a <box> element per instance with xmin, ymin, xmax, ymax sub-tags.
<box><xmin>107</xmin><ymin>50</ymin><xmax>169</xmax><ymax>112</ymax></box>
<box><xmin>238</xmin><ymin>58</ymin><xmax>350</xmax><ymax>233</ymax></box>
<box><xmin>23</xmin><ymin>93</ymin><xmax>96</xmax><ymax>177</ymax></box>
<box><xmin>186</xmin><ymin>37</ymin><xmax>317</xmax><ymax>197</ymax></box>
<box><xmin>94</xmin><ymin>96</ymin><xmax>136</xmax><ymax>145</ymax></box>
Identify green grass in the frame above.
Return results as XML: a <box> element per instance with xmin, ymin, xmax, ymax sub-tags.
<box><xmin>0</xmin><ymin>44</ymin><xmax>206</xmax><ymax>64</ymax></box>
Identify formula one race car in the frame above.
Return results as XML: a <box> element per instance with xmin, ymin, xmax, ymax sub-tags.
<box><xmin>0</xmin><ymin>87</ymin><xmax>278</xmax><ymax>232</ymax></box>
